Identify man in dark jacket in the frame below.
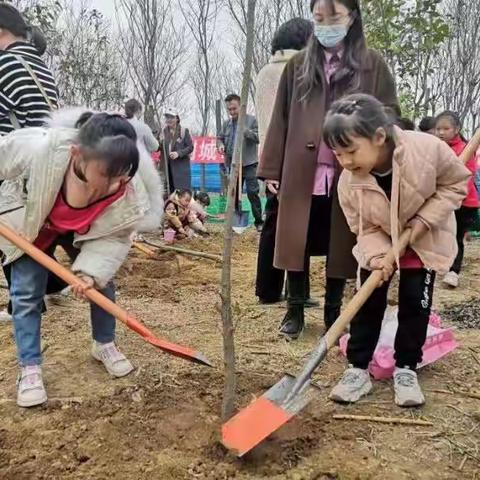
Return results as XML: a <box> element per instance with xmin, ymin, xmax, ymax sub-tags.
<box><xmin>218</xmin><ymin>93</ymin><xmax>263</xmax><ymax>231</ymax></box>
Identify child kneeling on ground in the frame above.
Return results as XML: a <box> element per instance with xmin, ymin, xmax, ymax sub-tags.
<box><xmin>170</xmin><ymin>189</ymin><xmax>208</xmax><ymax>236</ymax></box>
<box><xmin>163</xmin><ymin>199</ymin><xmax>190</xmax><ymax>240</ymax></box>
<box><xmin>0</xmin><ymin>112</ymin><xmax>163</xmax><ymax>407</ymax></box>
<box><xmin>323</xmin><ymin>94</ymin><xmax>470</xmax><ymax>407</ymax></box>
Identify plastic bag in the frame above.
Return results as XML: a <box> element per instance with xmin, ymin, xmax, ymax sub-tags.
<box><xmin>339</xmin><ymin>307</ymin><xmax>458</xmax><ymax>379</ymax></box>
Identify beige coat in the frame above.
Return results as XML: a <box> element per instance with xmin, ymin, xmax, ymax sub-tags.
<box><xmin>255</xmin><ymin>49</ymin><xmax>299</xmax><ymax>153</ymax></box>
<box><xmin>0</xmin><ymin>124</ymin><xmax>163</xmax><ymax>287</ymax></box>
<box><xmin>338</xmin><ymin>127</ymin><xmax>471</xmax><ymax>274</ymax></box>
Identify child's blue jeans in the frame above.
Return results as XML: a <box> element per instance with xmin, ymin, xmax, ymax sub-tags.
<box><xmin>10</xmin><ymin>253</ymin><xmax>116</xmax><ymax>366</ymax></box>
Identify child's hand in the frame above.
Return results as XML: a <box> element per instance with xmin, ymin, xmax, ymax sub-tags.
<box><xmin>72</xmin><ymin>275</ymin><xmax>95</xmax><ymax>301</ymax></box>
<box><xmin>408</xmin><ymin>217</ymin><xmax>429</xmax><ymax>244</ymax></box>
<box><xmin>370</xmin><ymin>256</ymin><xmax>395</xmax><ymax>284</ymax></box>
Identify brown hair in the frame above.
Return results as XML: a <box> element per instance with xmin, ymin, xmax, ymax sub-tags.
<box><xmin>124</xmin><ymin>99</ymin><xmax>142</xmax><ymax>119</ymax></box>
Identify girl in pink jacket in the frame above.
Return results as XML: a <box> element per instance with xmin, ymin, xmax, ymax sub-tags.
<box><xmin>435</xmin><ymin>111</ymin><xmax>479</xmax><ymax>288</ymax></box>
<box><xmin>322</xmin><ymin>94</ymin><xmax>470</xmax><ymax>407</ymax></box>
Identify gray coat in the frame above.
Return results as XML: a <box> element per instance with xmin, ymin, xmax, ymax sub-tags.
<box><xmin>162</xmin><ymin>126</ymin><xmax>193</xmax><ymax>191</ymax></box>
<box><xmin>218</xmin><ymin>114</ymin><xmax>259</xmax><ymax>169</ymax></box>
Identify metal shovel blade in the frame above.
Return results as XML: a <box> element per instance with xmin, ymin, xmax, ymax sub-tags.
<box><xmin>233</xmin><ymin>209</ymin><xmax>249</xmax><ymax>234</ymax></box>
<box><xmin>221</xmin><ymin>374</ymin><xmax>321</xmax><ymax>457</ymax></box>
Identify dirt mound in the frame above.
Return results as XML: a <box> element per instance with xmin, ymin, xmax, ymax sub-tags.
<box><xmin>0</xmin><ymin>232</ymin><xmax>479</xmax><ymax>479</ymax></box>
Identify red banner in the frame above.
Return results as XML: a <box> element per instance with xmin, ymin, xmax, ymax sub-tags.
<box><xmin>192</xmin><ymin>136</ymin><xmax>224</xmax><ymax>164</ymax></box>
<box><xmin>151</xmin><ymin>136</ymin><xmax>225</xmax><ymax>165</ymax></box>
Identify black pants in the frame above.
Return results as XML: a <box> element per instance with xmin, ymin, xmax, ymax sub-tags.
<box><xmin>235</xmin><ymin>163</ymin><xmax>263</xmax><ymax>226</ymax></box>
<box><xmin>323</xmin><ymin>277</ymin><xmax>346</xmax><ymax>328</ymax></box>
<box><xmin>286</xmin><ymin>194</ymin><xmax>337</xmax><ymax>303</ymax></box>
<box><xmin>451</xmin><ymin>206</ymin><xmax>477</xmax><ymax>274</ymax></box>
<box><xmin>347</xmin><ymin>268</ymin><xmax>435</xmax><ymax>370</ymax></box>
<box><xmin>255</xmin><ymin>194</ymin><xmax>285</xmax><ymax>302</ymax></box>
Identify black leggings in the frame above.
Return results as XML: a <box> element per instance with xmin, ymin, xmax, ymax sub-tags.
<box><xmin>347</xmin><ymin>268</ymin><xmax>435</xmax><ymax>370</ymax></box>
<box><xmin>255</xmin><ymin>194</ymin><xmax>285</xmax><ymax>302</ymax></box>
<box><xmin>451</xmin><ymin>206</ymin><xmax>477</xmax><ymax>274</ymax></box>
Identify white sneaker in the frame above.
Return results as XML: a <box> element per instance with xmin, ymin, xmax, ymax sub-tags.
<box><xmin>394</xmin><ymin>368</ymin><xmax>425</xmax><ymax>407</ymax></box>
<box><xmin>329</xmin><ymin>367</ymin><xmax>373</xmax><ymax>403</ymax></box>
<box><xmin>91</xmin><ymin>341</ymin><xmax>134</xmax><ymax>378</ymax></box>
<box><xmin>17</xmin><ymin>365</ymin><xmax>47</xmax><ymax>407</ymax></box>
<box><xmin>0</xmin><ymin>309</ymin><xmax>12</xmax><ymax>322</ymax></box>
<box><xmin>443</xmin><ymin>271</ymin><xmax>459</xmax><ymax>288</ymax></box>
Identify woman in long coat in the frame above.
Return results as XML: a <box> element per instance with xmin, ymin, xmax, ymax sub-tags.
<box><xmin>162</xmin><ymin>109</ymin><xmax>194</xmax><ymax>193</ymax></box>
<box><xmin>258</xmin><ymin>0</ymin><xmax>400</xmax><ymax>339</ymax></box>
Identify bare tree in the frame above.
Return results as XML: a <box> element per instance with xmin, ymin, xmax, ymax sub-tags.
<box><xmin>221</xmin><ymin>0</ymin><xmax>257</xmax><ymax>421</ymax></box>
<box><xmin>430</xmin><ymin>0</ymin><xmax>480</xmax><ymax>132</ymax></box>
<box><xmin>225</xmin><ymin>0</ymin><xmax>306</xmax><ymax>103</ymax></box>
<box><xmin>227</xmin><ymin>0</ymin><xmax>306</xmax><ymax>76</ymax></box>
<box><xmin>46</xmin><ymin>1</ymin><xmax>126</xmax><ymax>109</ymax></box>
<box><xmin>116</xmin><ymin>0</ymin><xmax>188</xmax><ymax>126</ymax></box>
<box><xmin>180</xmin><ymin>0</ymin><xmax>221</xmax><ymax>136</ymax></box>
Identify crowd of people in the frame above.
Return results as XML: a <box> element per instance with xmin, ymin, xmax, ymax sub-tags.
<box><xmin>0</xmin><ymin>0</ymin><xmax>478</xmax><ymax>415</ymax></box>
<box><xmin>254</xmin><ymin>0</ymin><xmax>478</xmax><ymax>408</ymax></box>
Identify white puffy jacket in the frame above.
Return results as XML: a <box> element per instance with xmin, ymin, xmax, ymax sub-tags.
<box><xmin>0</xmin><ymin>111</ymin><xmax>163</xmax><ymax>287</ymax></box>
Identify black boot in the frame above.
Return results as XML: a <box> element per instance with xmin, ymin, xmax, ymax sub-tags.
<box><xmin>303</xmin><ymin>256</ymin><xmax>319</xmax><ymax>308</ymax></box>
<box><xmin>279</xmin><ymin>305</ymin><xmax>305</xmax><ymax>340</ymax></box>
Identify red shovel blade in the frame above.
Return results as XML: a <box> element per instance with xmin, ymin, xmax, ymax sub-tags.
<box><xmin>124</xmin><ymin>315</ymin><xmax>213</xmax><ymax>367</ymax></box>
<box><xmin>146</xmin><ymin>335</ymin><xmax>213</xmax><ymax>367</ymax></box>
<box><xmin>222</xmin><ymin>374</ymin><xmax>321</xmax><ymax>456</ymax></box>
<box><xmin>222</xmin><ymin>396</ymin><xmax>293</xmax><ymax>456</ymax></box>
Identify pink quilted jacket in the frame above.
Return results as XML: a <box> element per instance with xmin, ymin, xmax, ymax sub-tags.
<box><xmin>338</xmin><ymin>127</ymin><xmax>471</xmax><ymax>274</ymax></box>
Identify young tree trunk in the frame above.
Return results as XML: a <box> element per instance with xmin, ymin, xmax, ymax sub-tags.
<box><xmin>220</xmin><ymin>0</ymin><xmax>256</xmax><ymax>422</ymax></box>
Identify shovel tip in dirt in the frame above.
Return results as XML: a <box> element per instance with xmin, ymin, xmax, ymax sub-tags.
<box><xmin>221</xmin><ymin>395</ymin><xmax>293</xmax><ymax>457</ymax></box>
<box><xmin>192</xmin><ymin>352</ymin><xmax>215</xmax><ymax>367</ymax></box>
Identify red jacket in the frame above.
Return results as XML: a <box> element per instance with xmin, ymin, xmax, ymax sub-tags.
<box><xmin>447</xmin><ymin>135</ymin><xmax>479</xmax><ymax>208</ymax></box>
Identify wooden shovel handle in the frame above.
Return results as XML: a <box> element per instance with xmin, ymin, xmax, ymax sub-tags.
<box><xmin>0</xmin><ymin>222</ymin><xmax>152</xmax><ymax>337</ymax></box>
<box><xmin>325</xmin><ymin>229</ymin><xmax>412</xmax><ymax>349</ymax></box>
<box><xmin>459</xmin><ymin>128</ymin><xmax>480</xmax><ymax>165</ymax></box>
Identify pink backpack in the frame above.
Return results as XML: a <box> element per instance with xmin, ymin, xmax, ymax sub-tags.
<box><xmin>339</xmin><ymin>307</ymin><xmax>458</xmax><ymax>379</ymax></box>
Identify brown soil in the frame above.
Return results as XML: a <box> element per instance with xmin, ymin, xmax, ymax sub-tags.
<box><xmin>0</xmin><ymin>228</ymin><xmax>479</xmax><ymax>480</ymax></box>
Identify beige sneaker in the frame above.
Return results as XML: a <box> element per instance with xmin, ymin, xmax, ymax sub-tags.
<box><xmin>17</xmin><ymin>365</ymin><xmax>47</xmax><ymax>407</ymax></box>
<box><xmin>91</xmin><ymin>341</ymin><xmax>134</xmax><ymax>378</ymax></box>
<box><xmin>443</xmin><ymin>271</ymin><xmax>459</xmax><ymax>288</ymax></box>
<box><xmin>394</xmin><ymin>368</ymin><xmax>425</xmax><ymax>407</ymax></box>
<box><xmin>329</xmin><ymin>367</ymin><xmax>372</xmax><ymax>403</ymax></box>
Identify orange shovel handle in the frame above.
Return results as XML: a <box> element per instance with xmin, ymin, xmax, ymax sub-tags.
<box><xmin>0</xmin><ymin>222</ymin><xmax>213</xmax><ymax>366</ymax></box>
<box><xmin>0</xmin><ymin>222</ymin><xmax>155</xmax><ymax>336</ymax></box>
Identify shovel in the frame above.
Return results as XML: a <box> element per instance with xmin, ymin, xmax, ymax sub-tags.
<box><xmin>0</xmin><ymin>222</ymin><xmax>213</xmax><ymax>367</ymax></box>
<box><xmin>233</xmin><ymin>164</ymin><xmax>250</xmax><ymax>234</ymax></box>
<box><xmin>222</xmin><ymin>230</ymin><xmax>412</xmax><ymax>456</ymax></box>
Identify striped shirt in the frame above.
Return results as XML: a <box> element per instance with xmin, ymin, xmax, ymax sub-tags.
<box><xmin>0</xmin><ymin>42</ymin><xmax>58</xmax><ymax>136</ymax></box>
